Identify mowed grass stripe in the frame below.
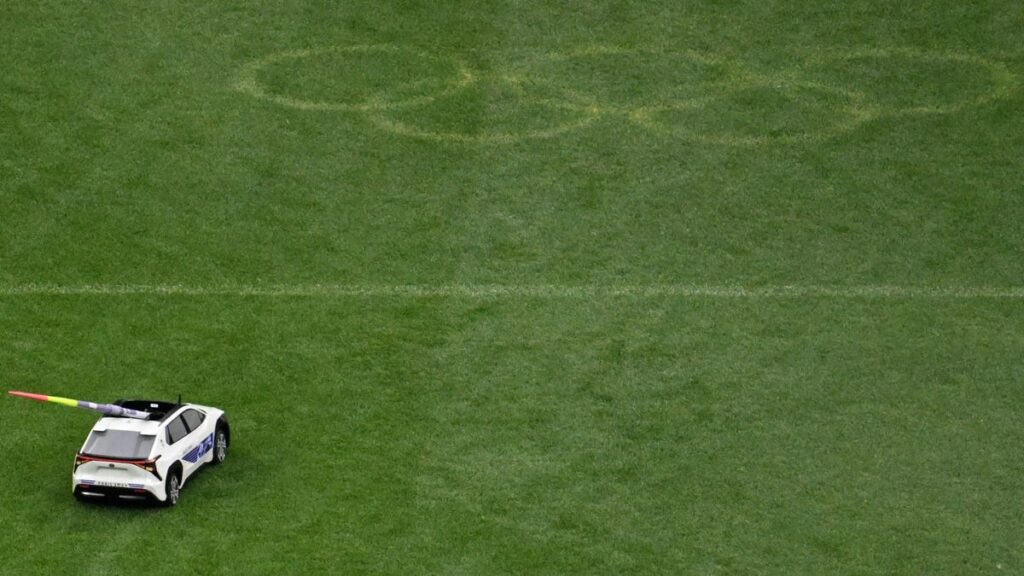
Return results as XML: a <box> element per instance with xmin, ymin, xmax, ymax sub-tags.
<box><xmin>1</xmin><ymin>283</ymin><xmax>1023</xmax><ymax>298</ymax></box>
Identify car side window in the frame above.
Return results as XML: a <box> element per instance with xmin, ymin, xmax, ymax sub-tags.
<box><xmin>166</xmin><ymin>416</ymin><xmax>188</xmax><ymax>445</ymax></box>
<box><xmin>181</xmin><ymin>409</ymin><xmax>205</xmax><ymax>432</ymax></box>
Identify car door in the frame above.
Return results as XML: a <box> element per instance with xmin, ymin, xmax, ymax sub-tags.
<box><xmin>179</xmin><ymin>409</ymin><xmax>214</xmax><ymax>479</ymax></box>
<box><xmin>164</xmin><ymin>413</ymin><xmax>191</xmax><ymax>477</ymax></box>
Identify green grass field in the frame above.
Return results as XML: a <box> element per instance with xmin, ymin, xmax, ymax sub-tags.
<box><xmin>1</xmin><ymin>2</ymin><xmax>1023</xmax><ymax>574</ymax></box>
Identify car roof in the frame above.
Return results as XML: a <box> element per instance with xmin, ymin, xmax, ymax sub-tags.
<box><xmin>92</xmin><ymin>403</ymin><xmax>213</xmax><ymax>432</ymax></box>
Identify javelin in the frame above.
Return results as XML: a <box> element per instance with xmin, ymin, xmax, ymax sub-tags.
<box><xmin>8</xmin><ymin>390</ymin><xmax>152</xmax><ymax>420</ymax></box>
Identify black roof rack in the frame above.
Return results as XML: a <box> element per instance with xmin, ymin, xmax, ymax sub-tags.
<box><xmin>113</xmin><ymin>399</ymin><xmax>181</xmax><ymax>422</ymax></box>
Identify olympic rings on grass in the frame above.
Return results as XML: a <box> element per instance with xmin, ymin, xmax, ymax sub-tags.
<box><xmin>363</xmin><ymin>73</ymin><xmax>604</xmax><ymax>144</ymax></box>
<box><xmin>631</xmin><ymin>80</ymin><xmax>875</xmax><ymax>146</ymax></box>
<box><xmin>795</xmin><ymin>48</ymin><xmax>1018</xmax><ymax>117</ymax></box>
<box><xmin>233</xmin><ymin>45</ymin><xmax>473</xmax><ymax>112</ymax></box>
<box><xmin>233</xmin><ymin>45</ymin><xmax>1018</xmax><ymax>145</ymax></box>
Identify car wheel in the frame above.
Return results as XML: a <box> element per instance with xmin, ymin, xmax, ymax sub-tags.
<box><xmin>163</xmin><ymin>470</ymin><xmax>181</xmax><ymax>507</ymax></box>
<box><xmin>212</xmin><ymin>426</ymin><xmax>228</xmax><ymax>465</ymax></box>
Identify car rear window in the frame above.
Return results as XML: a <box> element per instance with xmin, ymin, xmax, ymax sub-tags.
<box><xmin>82</xmin><ymin>430</ymin><xmax>155</xmax><ymax>460</ymax></box>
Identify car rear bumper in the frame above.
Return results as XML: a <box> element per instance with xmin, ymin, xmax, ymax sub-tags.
<box><xmin>74</xmin><ymin>483</ymin><xmax>160</xmax><ymax>503</ymax></box>
<box><xmin>73</xmin><ymin>474</ymin><xmax>165</xmax><ymax>503</ymax></box>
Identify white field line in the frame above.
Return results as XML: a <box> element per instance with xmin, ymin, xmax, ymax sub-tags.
<box><xmin>0</xmin><ymin>284</ymin><xmax>1022</xmax><ymax>298</ymax></box>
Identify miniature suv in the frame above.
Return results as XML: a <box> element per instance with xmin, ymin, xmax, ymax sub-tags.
<box><xmin>72</xmin><ymin>400</ymin><xmax>229</xmax><ymax>506</ymax></box>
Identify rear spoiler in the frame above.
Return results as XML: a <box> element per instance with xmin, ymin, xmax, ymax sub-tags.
<box><xmin>89</xmin><ymin>424</ymin><xmax>158</xmax><ymax>435</ymax></box>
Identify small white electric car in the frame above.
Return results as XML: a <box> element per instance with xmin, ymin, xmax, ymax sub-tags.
<box><xmin>72</xmin><ymin>399</ymin><xmax>229</xmax><ymax>506</ymax></box>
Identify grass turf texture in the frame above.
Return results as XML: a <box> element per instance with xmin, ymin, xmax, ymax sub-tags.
<box><xmin>1</xmin><ymin>1</ymin><xmax>1022</xmax><ymax>574</ymax></box>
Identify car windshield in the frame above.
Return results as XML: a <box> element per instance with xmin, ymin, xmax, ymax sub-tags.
<box><xmin>82</xmin><ymin>430</ymin><xmax>155</xmax><ymax>460</ymax></box>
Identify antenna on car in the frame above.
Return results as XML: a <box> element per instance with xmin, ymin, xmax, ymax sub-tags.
<box><xmin>177</xmin><ymin>394</ymin><xmax>182</xmax><ymax>405</ymax></box>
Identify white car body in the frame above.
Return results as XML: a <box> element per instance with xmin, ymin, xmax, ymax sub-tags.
<box><xmin>72</xmin><ymin>400</ymin><xmax>229</xmax><ymax>505</ymax></box>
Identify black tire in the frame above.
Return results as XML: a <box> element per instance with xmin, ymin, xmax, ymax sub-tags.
<box><xmin>211</xmin><ymin>424</ymin><xmax>228</xmax><ymax>465</ymax></box>
<box><xmin>163</xmin><ymin>469</ymin><xmax>181</xmax><ymax>507</ymax></box>
<box><xmin>73</xmin><ymin>487</ymin><xmax>89</xmax><ymax>503</ymax></box>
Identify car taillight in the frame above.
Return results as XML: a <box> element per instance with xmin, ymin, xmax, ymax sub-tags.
<box><xmin>134</xmin><ymin>457</ymin><xmax>161</xmax><ymax>479</ymax></box>
<box><xmin>74</xmin><ymin>454</ymin><xmax>87</xmax><ymax>471</ymax></box>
